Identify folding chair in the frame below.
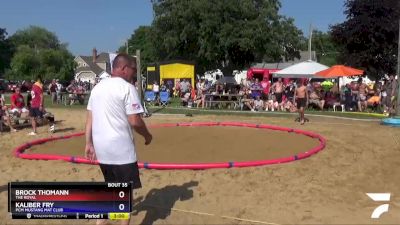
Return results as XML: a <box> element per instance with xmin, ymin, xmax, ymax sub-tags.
<box><xmin>159</xmin><ymin>91</ymin><xmax>170</xmax><ymax>106</ymax></box>
<box><xmin>144</xmin><ymin>91</ymin><xmax>156</xmax><ymax>106</ymax></box>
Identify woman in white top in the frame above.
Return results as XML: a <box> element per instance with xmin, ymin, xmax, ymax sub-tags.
<box><xmin>152</xmin><ymin>81</ymin><xmax>160</xmax><ymax>102</ymax></box>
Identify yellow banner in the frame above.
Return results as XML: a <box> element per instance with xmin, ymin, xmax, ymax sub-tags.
<box><xmin>147</xmin><ymin>66</ymin><xmax>156</xmax><ymax>72</ymax></box>
<box><xmin>159</xmin><ymin>63</ymin><xmax>194</xmax><ymax>85</ymax></box>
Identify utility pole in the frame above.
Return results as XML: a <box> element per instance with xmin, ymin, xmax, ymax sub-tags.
<box><xmin>396</xmin><ymin>19</ymin><xmax>400</xmax><ymax>117</ymax></box>
<box><xmin>136</xmin><ymin>49</ymin><xmax>142</xmax><ymax>102</ymax></box>
<box><xmin>126</xmin><ymin>40</ymin><xmax>129</xmax><ymax>54</ymax></box>
<box><xmin>308</xmin><ymin>24</ymin><xmax>313</xmax><ymax>61</ymax></box>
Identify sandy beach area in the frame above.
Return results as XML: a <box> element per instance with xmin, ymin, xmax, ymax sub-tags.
<box><xmin>1</xmin><ymin>108</ymin><xmax>400</xmax><ymax>225</ymax></box>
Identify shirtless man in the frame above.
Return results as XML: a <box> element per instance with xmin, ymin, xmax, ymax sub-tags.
<box><xmin>271</xmin><ymin>78</ymin><xmax>284</xmax><ymax>104</ymax></box>
<box><xmin>294</xmin><ymin>79</ymin><xmax>308</xmax><ymax>125</ymax></box>
<box><xmin>357</xmin><ymin>78</ymin><xmax>368</xmax><ymax>112</ymax></box>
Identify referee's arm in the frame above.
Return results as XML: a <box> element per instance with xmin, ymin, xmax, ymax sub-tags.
<box><xmin>128</xmin><ymin>114</ymin><xmax>152</xmax><ymax>145</ymax></box>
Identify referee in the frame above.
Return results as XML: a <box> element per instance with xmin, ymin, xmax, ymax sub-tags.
<box><xmin>85</xmin><ymin>53</ymin><xmax>152</xmax><ymax>225</ymax></box>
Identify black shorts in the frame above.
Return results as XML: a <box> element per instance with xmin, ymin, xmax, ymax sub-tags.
<box><xmin>29</xmin><ymin>108</ymin><xmax>43</xmax><ymax>117</ymax></box>
<box><xmin>297</xmin><ymin>98</ymin><xmax>307</xmax><ymax>109</ymax></box>
<box><xmin>275</xmin><ymin>92</ymin><xmax>283</xmax><ymax>103</ymax></box>
<box><xmin>261</xmin><ymin>93</ymin><xmax>269</xmax><ymax>100</ymax></box>
<box><xmin>99</xmin><ymin>162</ymin><xmax>142</xmax><ymax>189</ymax></box>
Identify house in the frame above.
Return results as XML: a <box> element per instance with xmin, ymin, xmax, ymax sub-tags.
<box><xmin>74</xmin><ymin>48</ymin><xmax>113</xmax><ymax>83</ymax></box>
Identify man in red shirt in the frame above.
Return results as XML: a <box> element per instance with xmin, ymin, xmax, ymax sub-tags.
<box><xmin>29</xmin><ymin>77</ymin><xmax>45</xmax><ymax>135</ymax></box>
<box><xmin>260</xmin><ymin>76</ymin><xmax>270</xmax><ymax>100</ymax></box>
<box><xmin>28</xmin><ymin>78</ymin><xmax>55</xmax><ymax>135</ymax></box>
<box><xmin>10</xmin><ymin>87</ymin><xmax>29</xmax><ymax>118</ymax></box>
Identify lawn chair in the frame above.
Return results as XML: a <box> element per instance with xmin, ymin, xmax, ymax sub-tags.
<box><xmin>144</xmin><ymin>91</ymin><xmax>156</xmax><ymax>106</ymax></box>
<box><xmin>159</xmin><ymin>91</ymin><xmax>170</xmax><ymax>106</ymax></box>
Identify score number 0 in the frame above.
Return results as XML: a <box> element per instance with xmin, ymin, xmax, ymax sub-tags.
<box><xmin>119</xmin><ymin>191</ymin><xmax>126</xmax><ymax>211</ymax></box>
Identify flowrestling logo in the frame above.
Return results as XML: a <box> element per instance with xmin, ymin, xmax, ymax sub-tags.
<box><xmin>366</xmin><ymin>193</ymin><xmax>391</xmax><ymax>219</ymax></box>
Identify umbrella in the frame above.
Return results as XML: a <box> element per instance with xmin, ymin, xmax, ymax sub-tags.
<box><xmin>315</xmin><ymin>65</ymin><xmax>364</xmax><ymax>78</ymax></box>
<box><xmin>272</xmin><ymin>60</ymin><xmax>329</xmax><ymax>78</ymax></box>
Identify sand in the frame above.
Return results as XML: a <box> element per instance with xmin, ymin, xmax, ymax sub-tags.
<box><xmin>27</xmin><ymin>126</ymin><xmax>320</xmax><ymax>163</ymax></box>
<box><xmin>1</xmin><ymin>108</ymin><xmax>400</xmax><ymax>225</ymax></box>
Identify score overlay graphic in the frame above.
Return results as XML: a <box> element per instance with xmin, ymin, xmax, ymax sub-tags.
<box><xmin>8</xmin><ymin>182</ymin><xmax>132</xmax><ymax>219</ymax></box>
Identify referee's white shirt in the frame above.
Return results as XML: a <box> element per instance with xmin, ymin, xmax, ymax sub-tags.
<box><xmin>87</xmin><ymin>77</ymin><xmax>144</xmax><ymax>164</ymax></box>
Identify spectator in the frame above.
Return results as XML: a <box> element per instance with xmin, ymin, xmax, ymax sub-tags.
<box><xmin>56</xmin><ymin>80</ymin><xmax>63</xmax><ymax>104</ymax></box>
<box><xmin>180</xmin><ymin>79</ymin><xmax>190</xmax><ymax>96</ymax></box>
<box><xmin>357</xmin><ymin>78</ymin><xmax>369</xmax><ymax>112</ymax></box>
<box><xmin>160</xmin><ymin>80</ymin><xmax>168</xmax><ymax>92</ymax></box>
<box><xmin>10</xmin><ymin>87</ymin><xmax>29</xmax><ymax>120</ymax></box>
<box><xmin>325</xmin><ymin>91</ymin><xmax>340</xmax><ymax>109</ymax></box>
<box><xmin>250</xmin><ymin>78</ymin><xmax>263</xmax><ymax>99</ymax></box>
<box><xmin>367</xmin><ymin>93</ymin><xmax>381</xmax><ymax>109</ymax></box>
<box><xmin>381</xmin><ymin>79</ymin><xmax>388</xmax><ymax>112</ymax></box>
<box><xmin>260</xmin><ymin>77</ymin><xmax>270</xmax><ymax>100</ymax></box>
<box><xmin>271</xmin><ymin>78</ymin><xmax>285</xmax><ymax>104</ymax></box>
<box><xmin>241</xmin><ymin>93</ymin><xmax>255</xmax><ymax>111</ymax></box>
<box><xmin>386</xmin><ymin>74</ymin><xmax>398</xmax><ymax>114</ymax></box>
<box><xmin>196</xmin><ymin>78</ymin><xmax>207</xmax><ymax>108</ymax></box>
<box><xmin>253</xmin><ymin>95</ymin><xmax>264</xmax><ymax>111</ymax></box>
<box><xmin>0</xmin><ymin>89</ymin><xmax>17</xmax><ymax>132</ymax></box>
<box><xmin>173</xmin><ymin>80</ymin><xmax>181</xmax><ymax>97</ymax></box>
<box><xmin>284</xmin><ymin>79</ymin><xmax>296</xmax><ymax>102</ymax></box>
<box><xmin>28</xmin><ymin>76</ymin><xmax>55</xmax><ymax>135</ymax></box>
<box><xmin>48</xmin><ymin>79</ymin><xmax>57</xmax><ymax>104</ymax></box>
<box><xmin>309</xmin><ymin>90</ymin><xmax>325</xmax><ymax>110</ymax></box>
<box><xmin>181</xmin><ymin>92</ymin><xmax>192</xmax><ymax>106</ymax></box>
<box><xmin>152</xmin><ymin>81</ymin><xmax>160</xmax><ymax>102</ymax></box>
<box><xmin>266</xmin><ymin>91</ymin><xmax>277</xmax><ymax>111</ymax></box>
<box><xmin>215</xmin><ymin>80</ymin><xmax>224</xmax><ymax>94</ymax></box>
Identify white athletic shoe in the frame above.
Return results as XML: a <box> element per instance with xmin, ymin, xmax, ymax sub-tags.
<box><xmin>49</xmin><ymin>125</ymin><xmax>55</xmax><ymax>133</ymax></box>
<box><xmin>28</xmin><ymin>132</ymin><xmax>37</xmax><ymax>136</ymax></box>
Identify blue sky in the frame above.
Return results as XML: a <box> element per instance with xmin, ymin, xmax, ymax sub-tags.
<box><xmin>0</xmin><ymin>0</ymin><xmax>346</xmax><ymax>56</ymax></box>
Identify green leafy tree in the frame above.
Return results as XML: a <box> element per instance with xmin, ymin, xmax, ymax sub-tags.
<box><xmin>150</xmin><ymin>0</ymin><xmax>303</xmax><ymax>74</ymax></box>
<box><xmin>330</xmin><ymin>0</ymin><xmax>400</xmax><ymax>80</ymax></box>
<box><xmin>119</xmin><ymin>26</ymin><xmax>158</xmax><ymax>74</ymax></box>
<box><xmin>6</xmin><ymin>26</ymin><xmax>75</xmax><ymax>81</ymax></box>
<box><xmin>10</xmin><ymin>26</ymin><xmax>60</xmax><ymax>50</ymax></box>
<box><xmin>8</xmin><ymin>45</ymin><xmax>40</xmax><ymax>80</ymax></box>
<box><xmin>0</xmin><ymin>28</ymin><xmax>13</xmax><ymax>76</ymax></box>
<box><xmin>300</xmin><ymin>30</ymin><xmax>340</xmax><ymax>66</ymax></box>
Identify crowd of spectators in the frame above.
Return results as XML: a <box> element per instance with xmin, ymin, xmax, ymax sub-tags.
<box><xmin>151</xmin><ymin>75</ymin><xmax>398</xmax><ymax>114</ymax></box>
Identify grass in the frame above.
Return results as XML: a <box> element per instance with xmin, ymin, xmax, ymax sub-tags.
<box><xmin>147</xmin><ymin>106</ymin><xmax>384</xmax><ymax>120</ymax></box>
<box><xmin>3</xmin><ymin>93</ymin><xmax>385</xmax><ymax>120</ymax></box>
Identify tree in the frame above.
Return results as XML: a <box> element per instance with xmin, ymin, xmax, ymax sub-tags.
<box><xmin>10</xmin><ymin>26</ymin><xmax>60</xmax><ymax>50</ymax></box>
<box><xmin>6</xmin><ymin>26</ymin><xmax>75</xmax><ymax>81</ymax></box>
<box><xmin>330</xmin><ymin>0</ymin><xmax>400</xmax><ymax>80</ymax></box>
<box><xmin>150</xmin><ymin>0</ymin><xmax>303</xmax><ymax>74</ymax></box>
<box><xmin>119</xmin><ymin>26</ymin><xmax>158</xmax><ymax>74</ymax></box>
<box><xmin>300</xmin><ymin>30</ymin><xmax>340</xmax><ymax>66</ymax></box>
<box><xmin>0</xmin><ymin>28</ymin><xmax>13</xmax><ymax>76</ymax></box>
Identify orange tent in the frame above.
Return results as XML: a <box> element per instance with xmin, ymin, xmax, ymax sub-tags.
<box><xmin>316</xmin><ymin>65</ymin><xmax>364</xmax><ymax>78</ymax></box>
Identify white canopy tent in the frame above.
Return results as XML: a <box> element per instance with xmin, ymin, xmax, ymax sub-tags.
<box><xmin>272</xmin><ymin>60</ymin><xmax>328</xmax><ymax>78</ymax></box>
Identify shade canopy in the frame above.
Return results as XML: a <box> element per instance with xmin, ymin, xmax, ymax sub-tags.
<box><xmin>272</xmin><ymin>60</ymin><xmax>328</xmax><ymax>78</ymax></box>
<box><xmin>315</xmin><ymin>65</ymin><xmax>364</xmax><ymax>78</ymax></box>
